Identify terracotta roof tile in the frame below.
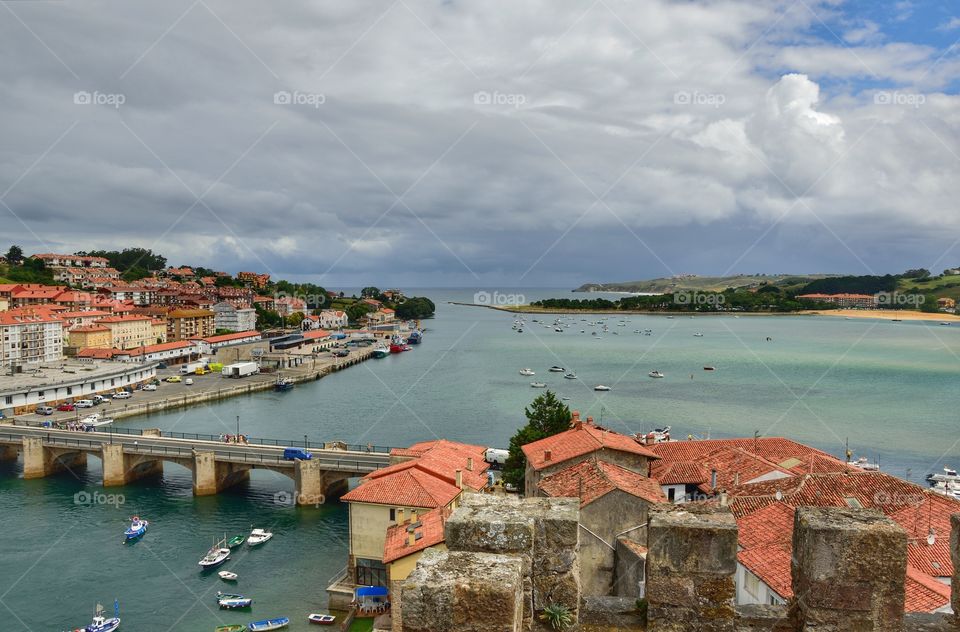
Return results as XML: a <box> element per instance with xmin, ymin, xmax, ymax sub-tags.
<box><xmin>522</xmin><ymin>423</ymin><xmax>658</xmax><ymax>471</ymax></box>
<box><xmin>383</xmin><ymin>506</ymin><xmax>450</xmax><ymax>564</ymax></box>
<box><xmin>538</xmin><ymin>458</ymin><xmax>666</xmax><ymax>506</ymax></box>
<box><xmin>342</xmin><ymin>466</ymin><xmax>460</xmax><ymax>508</ymax></box>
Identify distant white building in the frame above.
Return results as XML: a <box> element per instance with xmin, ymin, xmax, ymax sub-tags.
<box><xmin>317</xmin><ymin>309</ymin><xmax>348</xmax><ymax>330</ymax></box>
<box><xmin>0</xmin><ymin>312</ymin><xmax>64</xmax><ymax>368</ymax></box>
<box><xmin>212</xmin><ymin>301</ymin><xmax>257</xmax><ymax>332</ymax></box>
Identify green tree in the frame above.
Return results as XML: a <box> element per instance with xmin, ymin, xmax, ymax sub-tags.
<box><xmin>394</xmin><ymin>296</ymin><xmax>435</xmax><ymax>319</ymax></box>
<box><xmin>5</xmin><ymin>245</ymin><xmax>23</xmax><ymax>265</ymax></box>
<box><xmin>502</xmin><ymin>391</ymin><xmax>572</xmax><ymax>490</ymax></box>
<box><xmin>360</xmin><ymin>286</ymin><xmax>382</xmax><ymax>299</ymax></box>
<box><xmin>288</xmin><ymin>312</ymin><xmax>306</xmax><ymax>327</ymax></box>
<box><xmin>346</xmin><ymin>302</ymin><xmax>372</xmax><ymax>323</ymax></box>
<box><xmin>121</xmin><ymin>266</ymin><xmax>150</xmax><ymax>282</ymax></box>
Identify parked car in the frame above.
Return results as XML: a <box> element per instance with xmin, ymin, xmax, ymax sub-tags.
<box><xmin>165</xmin><ymin>376</ymin><xmax>181</xmax><ymax>383</ymax></box>
<box><xmin>141</xmin><ymin>384</ymin><xmax>157</xmax><ymax>391</ymax></box>
<box><xmin>74</xmin><ymin>400</ymin><xmax>95</xmax><ymax>408</ymax></box>
<box><xmin>36</xmin><ymin>406</ymin><xmax>54</xmax><ymax>416</ymax></box>
<box><xmin>184</xmin><ymin>378</ymin><xmax>194</xmax><ymax>385</ymax></box>
<box><xmin>112</xmin><ymin>391</ymin><xmax>132</xmax><ymax>399</ymax></box>
<box><xmin>92</xmin><ymin>395</ymin><xmax>108</xmax><ymax>405</ymax></box>
<box><xmin>283</xmin><ymin>447</ymin><xmax>313</xmax><ymax>461</ymax></box>
<box><xmin>57</xmin><ymin>403</ymin><xmax>75</xmax><ymax>412</ymax></box>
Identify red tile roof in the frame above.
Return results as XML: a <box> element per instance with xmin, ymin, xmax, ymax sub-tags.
<box><xmin>905</xmin><ymin>567</ymin><xmax>952</xmax><ymax>612</ymax></box>
<box><xmin>365</xmin><ymin>440</ymin><xmax>489</xmax><ymax>491</ymax></box>
<box><xmin>0</xmin><ymin>312</ymin><xmax>63</xmax><ymax>325</ymax></box>
<box><xmin>342</xmin><ymin>465</ymin><xmax>461</xmax><ymax>508</ymax></box>
<box><xmin>76</xmin><ymin>347</ymin><xmax>118</xmax><ymax>359</ymax></box>
<box><xmin>649</xmin><ymin>437</ymin><xmax>844</xmax><ymax>475</ymax></box>
<box><xmin>96</xmin><ymin>314</ymin><xmax>153</xmax><ymax>323</ymax></box>
<box><xmin>302</xmin><ymin>329</ymin><xmax>331</xmax><ymax>340</ymax></box>
<box><xmin>522</xmin><ymin>422</ymin><xmax>658</xmax><ymax>471</ymax></box>
<box><xmin>538</xmin><ymin>458</ymin><xmax>666</xmax><ymax>506</ymax></box>
<box><xmin>655</xmin><ymin>461</ymin><xmax>711</xmax><ymax>486</ymax></box>
<box><xmin>383</xmin><ymin>506</ymin><xmax>451</xmax><ymax>564</ymax></box>
<box><xmin>195</xmin><ymin>330</ymin><xmax>260</xmax><ymax>344</ymax></box>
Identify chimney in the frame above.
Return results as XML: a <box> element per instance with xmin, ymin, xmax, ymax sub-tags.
<box><xmin>410</xmin><ymin>509</ymin><xmax>417</xmax><ymax>522</ymax></box>
<box><xmin>396</xmin><ymin>508</ymin><xmax>404</xmax><ymax>524</ymax></box>
<box><xmin>456</xmin><ymin>469</ymin><xmax>463</xmax><ymax>489</ymax></box>
<box><xmin>586</xmin><ymin>416</ymin><xmax>594</xmax><ymax>425</ymax></box>
<box><xmin>466</xmin><ymin>457</ymin><xmax>474</xmax><ymax>472</ymax></box>
<box><xmin>544</xmin><ymin>450</ymin><xmax>552</xmax><ymax>462</ymax></box>
<box><xmin>408</xmin><ymin>530</ymin><xmax>416</xmax><ymax>546</ymax></box>
<box><xmin>719</xmin><ymin>490</ymin><xmax>729</xmax><ymax>507</ymax></box>
<box><xmin>710</xmin><ymin>469</ymin><xmax>718</xmax><ymax>490</ymax></box>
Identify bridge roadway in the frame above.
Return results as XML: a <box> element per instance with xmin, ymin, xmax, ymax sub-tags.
<box><xmin>0</xmin><ymin>423</ymin><xmax>393</xmax><ymax>505</ymax></box>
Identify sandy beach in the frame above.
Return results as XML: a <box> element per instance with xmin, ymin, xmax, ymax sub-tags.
<box><xmin>802</xmin><ymin>308</ymin><xmax>960</xmax><ymax>322</ymax></box>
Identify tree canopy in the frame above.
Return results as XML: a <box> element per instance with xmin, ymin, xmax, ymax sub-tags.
<box><xmin>78</xmin><ymin>248</ymin><xmax>167</xmax><ymax>272</ymax></box>
<box><xmin>4</xmin><ymin>245</ymin><xmax>23</xmax><ymax>264</ymax></box>
<box><xmin>394</xmin><ymin>296</ymin><xmax>436</xmax><ymax>319</ymax></box>
<box><xmin>502</xmin><ymin>391</ymin><xmax>572</xmax><ymax>489</ymax></box>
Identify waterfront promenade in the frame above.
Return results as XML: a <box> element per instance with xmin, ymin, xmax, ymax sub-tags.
<box><xmin>0</xmin><ymin>422</ymin><xmax>391</xmax><ymax>504</ymax></box>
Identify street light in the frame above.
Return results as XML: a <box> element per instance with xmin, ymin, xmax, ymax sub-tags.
<box><xmin>304</xmin><ymin>434</ymin><xmax>308</xmax><ymax>448</ymax></box>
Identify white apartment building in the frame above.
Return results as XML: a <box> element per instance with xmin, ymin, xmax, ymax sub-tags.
<box><xmin>212</xmin><ymin>302</ymin><xmax>257</xmax><ymax>332</ymax></box>
<box><xmin>0</xmin><ymin>312</ymin><xmax>64</xmax><ymax>368</ymax></box>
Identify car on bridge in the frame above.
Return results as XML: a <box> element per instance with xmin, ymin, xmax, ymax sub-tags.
<box><xmin>283</xmin><ymin>448</ymin><xmax>313</xmax><ymax>461</ymax></box>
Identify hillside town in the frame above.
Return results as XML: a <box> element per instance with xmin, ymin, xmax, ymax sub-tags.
<box><xmin>0</xmin><ymin>249</ymin><xmax>424</xmax><ymax>417</ymax></box>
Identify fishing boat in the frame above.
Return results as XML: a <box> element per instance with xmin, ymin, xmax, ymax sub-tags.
<box><xmin>389</xmin><ymin>335</ymin><xmax>410</xmax><ymax>353</ymax></box>
<box><xmin>82</xmin><ymin>413</ymin><xmax>115</xmax><ymax>427</ymax></box>
<box><xmin>124</xmin><ymin>516</ymin><xmax>148</xmax><ymax>540</ymax></box>
<box><xmin>648</xmin><ymin>371</ymin><xmax>665</xmax><ymax>378</ymax></box>
<box><xmin>548</xmin><ymin>366</ymin><xmax>565</xmax><ymax>372</ymax></box>
<box><xmin>199</xmin><ymin>537</ymin><xmax>231</xmax><ymax>568</ymax></box>
<box><xmin>217</xmin><ymin>592</ymin><xmax>253</xmax><ymax>609</ymax></box>
<box><xmin>247</xmin><ymin>528</ymin><xmax>273</xmax><ymax>546</ymax></box>
<box><xmin>530</xmin><ymin>382</ymin><xmax>547</xmax><ymax>388</ymax></box>
<box><xmin>407</xmin><ymin>330</ymin><xmax>423</xmax><ymax>344</ymax></box>
<box><xmin>248</xmin><ymin>617</ymin><xmax>290</xmax><ymax>631</ymax></box>
<box><xmin>227</xmin><ymin>535</ymin><xmax>246</xmax><ymax>549</ymax></box>
<box><xmin>563</xmin><ymin>373</ymin><xmax>577</xmax><ymax>380</ymax></box>
<box><xmin>519</xmin><ymin>368</ymin><xmax>535</xmax><ymax>376</ymax></box>
<box><xmin>593</xmin><ymin>385</ymin><xmax>611</xmax><ymax>391</ymax></box>
<box><xmin>307</xmin><ymin>613</ymin><xmax>337</xmax><ymax>625</ymax></box>
<box><xmin>703</xmin><ymin>366</ymin><xmax>715</xmax><ymax>371</ymax></box>
<box><xmin>215</xmin><ymin>625</ymin><xmax>247</xmax><ymax>632</ymax></box>
<box><xmin>372</xmin><ymin>344</ymin><xmax>390</xmax><ymax>359</ymax></box>
<box><xmin>693</xmin><ymin>332</ymin><xmax>704</xmax><ymax>337</ymax></box>
<box><xmin>218</xmin><ymin>570</ymin><xmax>238</xmax><ymax>581</ymax></box>
<box><xmin>274</xmin><ymin>376</ymin><xmax>294</xmax><ymax>392</ymax></box>
<box><xmin>72</xmin><ymin>602</ymin><xmax>121</xmax><ymax>632</ymax></box>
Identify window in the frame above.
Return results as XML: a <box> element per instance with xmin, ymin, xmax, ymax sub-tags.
<box><xmin>744</xmin><ymin>572</ymin><xmax>760</xmax><ymax>597</ymax></box>
<box><xmin>667</xmin><ymin>488</ymin><xmax>676</xmax><ymax>502</ymax></box>
<box><xmin>4</xmin><ymin>396</ymin><xmax>11</xmax><ymax>405</ymax></box>
<box><xmin>355</xmin><ymin>558</ymin><xmax>387</xmax><ymax>587</ymax></box>
<box><xmin>389</xmin><ymin>508</ymin><xmax>395</xmax><ymax>521</ymax></box>
<box><xmin>66</xmin><ymin>387</ymin><xmax>72</xmax><ymax>395</ymax></box>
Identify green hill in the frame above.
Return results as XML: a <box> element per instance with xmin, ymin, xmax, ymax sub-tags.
<box><xmin>575</xmin><ymin>274</ymin><xmax>838</xmax><ymax>294</ymax></box>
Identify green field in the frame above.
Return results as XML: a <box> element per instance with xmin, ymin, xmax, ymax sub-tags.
<box><xmin>575</xmin><ymin>274</ymin><xmax>837</xmax><ymax>294</ymax></box>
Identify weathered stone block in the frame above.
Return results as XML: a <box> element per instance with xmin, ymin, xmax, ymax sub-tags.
<box><xmin>400</xmin><ymin>549</ymin><xmax>524</xmax><ymax>632</ymax></box>
<box><xmin>445</xmin><ymin>494</ymin><xmax>534</xmax><ymax>555</ymax></box>
<box><xmin>789</xmin><ymin>506</ymin><xmax>906</xmax><ymax>632</ymax></box>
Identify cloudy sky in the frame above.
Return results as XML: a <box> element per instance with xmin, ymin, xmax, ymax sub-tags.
<box><xmin>1</xmin><ymin>0</ymin><xmax>958</xmax><ymax>287</ymax></box>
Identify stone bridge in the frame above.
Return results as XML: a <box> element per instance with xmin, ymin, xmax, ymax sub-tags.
<box><xmin>0</xmin><ymin>424</ymin><xmax>391</xmax><ymax>505</ymax></box>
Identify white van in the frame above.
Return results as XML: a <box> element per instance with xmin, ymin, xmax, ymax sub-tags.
<box><xmin>75</xmin><ymin>399</ymin><xmax>95</xmax><ymax>408</ymax></box>
<box><xmin>112</xmin><ymin>391</ymin><xmax>131</xmax><ymax>399</ymax></box>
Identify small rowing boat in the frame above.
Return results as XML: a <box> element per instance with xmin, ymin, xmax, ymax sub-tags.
<box><xmin>124</xmin><ymin>516</ymin><xmax>148</xmax><ymax>540</ymax></box>
<box><xmin>217</xmin><ymin>592</ymin><xmax>252</xmax><ymax>609</ymax></box>
<box><xmin>248</xmin><ymin>617</ymin><xmax>289</xmax><ymax>631</ymax></box>
<box><xmin>215</xmin><ymin>625</ymin><xmax>247</xmax><ymax>632</ymax></box>
<box><xmin>218</xmin><ymin>570</ymin><xmax>238</xmax><ymax>581</ymax></box>
<box><xmin>307</xmin><ymin>613</ymin><xmax>336</xmax><ymax>625</ymax></box>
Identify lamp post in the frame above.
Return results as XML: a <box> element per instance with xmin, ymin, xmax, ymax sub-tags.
<box><xmin>236</xmin><ymin>415</ymin><xmax>240</xmax><ymax>439</ymax></box>
<box><xmin>304</xmin><ymin>434</ymin><xmax>308</xmax><ymax>448</ymax></box>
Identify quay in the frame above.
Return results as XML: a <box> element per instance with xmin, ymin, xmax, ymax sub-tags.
<box><xmin>0</xmin><ymin>423</ymin><xmax>392</xmax><ymax>505</ymax></box>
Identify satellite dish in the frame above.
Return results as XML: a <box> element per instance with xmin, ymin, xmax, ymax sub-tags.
<box><xmin>775</xmin><ymin>490</ymin><xmax>783</xmax><ymax>501</ymax></box>
<box><xmin>927</xmin><ymin>528</ymin><xmax>936</xmax><ymax>547</ymax></box>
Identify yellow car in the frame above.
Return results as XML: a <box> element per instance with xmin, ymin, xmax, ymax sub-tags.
<box><xmin>194</xmin><ymin>367</ymin><xmax>208</xmax><ymax>375</ymax></box>
<box><xmin>165</xmin><ymin>376</ymin><xmax>182</xmax><ymax>383</ymax></box>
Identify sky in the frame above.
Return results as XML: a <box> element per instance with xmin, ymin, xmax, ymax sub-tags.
<box><xmin>0</xmin><ymin>0</ymin><xmax>958</xmax><ymax>288</ymax></box>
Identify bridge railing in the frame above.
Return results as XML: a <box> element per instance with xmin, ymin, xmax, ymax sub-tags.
<box><xmin>2</xmin><ymin>420</ymin><xmax>394</xmax><ymax>454</ymax></box>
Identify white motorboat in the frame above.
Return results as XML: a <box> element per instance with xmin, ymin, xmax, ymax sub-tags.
<box><xmin>82</xmin><ymin>413</ymin><xmax>114</xmax><ymax>427</ymax></box>
<box><xmin>846</xmin><ymin>456</ymin><xmax>879</xmax><ymax>471</ymax></box>
<box><xmin>519</xmin><ymin>368</ymin><xmax>535</xmax><ymax>376</ymax></box>
<box><xmin>928</xmin><ymin>467</ymin><xmax>960</xmax><ymax>484</ymax></box>
<box><xmin>218</xmin><ymin>570</ymin><xmax>238</xmax><ymax>581</ymax></box>
<box><xmin>593</xmin><ymin>385</ymin><xmax>611</xmax><ymax>391</ymax></box>
<box><xmin>198</xmin><ymin>538</ymin><xmax>231</xmax><ymax>568</ymax></box>
<box><xmin>563</xmin><ymin>373</ymin><xmax>577</xmax><ymax>380</ymax></box>
<box><xmin>693</xmin><ymin>332</ymin><xmax>704</xmax><ymax>337</ymax></box>
<box><xmin>548</xmin><ymin>366</ymin><xmax>565</xmax><ymax>372</ymax></box>
<box><xmin>649</xmin><ymin>371</ymin><xmax>665</xmax><ymax>378</ymax></box>
<box><xmin>247</xmin><ymin>528</ymin><xmax>273</xmax><ymax>546</ymax></box>
<box><xmin>530</xmin><ymin>382</ymin><xmax>547</xmax><ymax>388</ymax></box>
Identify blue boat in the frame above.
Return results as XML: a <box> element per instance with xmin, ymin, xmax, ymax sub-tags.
<box><xmin>248</xmin><ymin>617</ymin><xmax>289</xmax><ymax>630</ymax></box>
<box><xmin>70</xmin><ymin>601</ymin><xmax>120</xmax><ymax>632</ymax></box>
<box><xmin>217</xmin><ymin>592</ymin><xmax>253</xmax><ymax>609</ymax></box>
<box><xmin>274</xmin><ymin>376</ymin><xmax>294</xmax><ymax>392</ymax></box>
<box><xmin>407</xmin><ymin>330</ymin><xmax>422</xmax><ymax>344</ymax></box>
<box><xmin>124</xmin><ymin>516</ymin><xmax>148</xmax><ymax>540</ymax></box>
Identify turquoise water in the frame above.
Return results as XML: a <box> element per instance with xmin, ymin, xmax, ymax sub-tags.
<box><xmin>1</xmin><ymin>288</ymin><xmax>958</xmax><ymax>630</ymax></box>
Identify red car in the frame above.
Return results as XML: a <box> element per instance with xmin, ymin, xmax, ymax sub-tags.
<box><xmin>56</xmin><ymin>403</ymin><xmax>75</xmax><ymax>412</ymax></box>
